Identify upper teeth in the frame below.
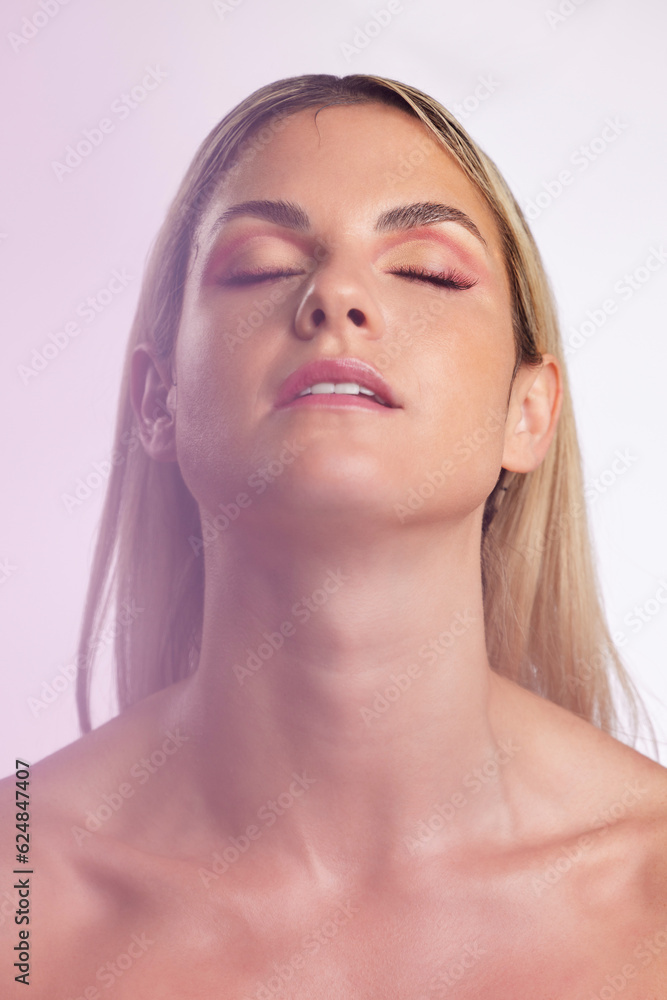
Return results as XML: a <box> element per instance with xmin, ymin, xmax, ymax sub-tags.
<box><xmin>296</xmin><ymin>382</ymin><xmax>388</xmax><ymax>405</ymax></box>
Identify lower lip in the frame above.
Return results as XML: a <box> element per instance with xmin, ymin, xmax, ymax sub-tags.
<box><xmin>277</xmin><ymin>394</ymin><xmax>395</xmax><ymax>412</ymax></box>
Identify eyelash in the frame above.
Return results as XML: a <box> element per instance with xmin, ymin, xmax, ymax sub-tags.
<box><xmin>389</xmin><ymin>265</ymin><xmax>477</xmax><ymax>290</ymax></box>
<box><xmin>222</xmin><ymin>267</ymin><xmax>305</xmax><ymax>286</ymax></box>
<box><xmin>221</xmin><ymin>265</ymin><xmax>477</xmax><ymax>290</ymax></box>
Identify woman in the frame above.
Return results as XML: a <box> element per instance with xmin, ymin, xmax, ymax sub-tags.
<box><xmin>4</xmin><ymin>74</ymin><xmax>667</xmax><ymax>997</ymax></box>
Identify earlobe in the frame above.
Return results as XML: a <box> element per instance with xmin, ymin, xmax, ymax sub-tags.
<box><xmin>130</xmin><ymin>345</ymin><xmax>178</xmax><ymax>463</ymax></box>
<box><xmin>501</xmin><ymin>354</ymin><xmax>562</xmax><ymax>474</ymax></box>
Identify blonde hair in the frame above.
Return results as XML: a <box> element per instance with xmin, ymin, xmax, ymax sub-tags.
<box><xmin>76</xmin><ymin>73</ymin><xmax>649</xmax><ymax>746</ymax></box>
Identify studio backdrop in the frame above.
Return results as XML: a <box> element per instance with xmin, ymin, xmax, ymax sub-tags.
<box><xmin>1</xmin><ymin>0</ymin><xmax>666</xmax><ymax>769</ymax></box>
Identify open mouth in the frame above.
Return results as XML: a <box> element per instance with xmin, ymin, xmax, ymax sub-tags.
<box><xmin>275</xmin><ymin>359</ymin><xmax>401</xmax><ymax>411</ymax></box>
<box><xmin>293</xmin><ymin>382</ymin><xmax>392</xmax><ymax>406</ymax></box>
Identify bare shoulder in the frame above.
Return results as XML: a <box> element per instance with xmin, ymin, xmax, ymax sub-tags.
<box><xmin>482</xmin><ymin>675</ymin><xmax>667</xmax><ymax>993</ymax></box>
<box><xmin>493</xmin><ymin>673</ymin><xmax>667</xmax><ymax>905</ymax></box>
<box><xmin>0</xmin><ymin>688</ymin><xmax>193</xmax><ymax>998</ymax></box>
<box><xmin>0</xmin><ymin>758</ymin><xmax>106</xmax><ymax>998</ymax></box>
<box><xmin>491</xmin><ymin>669</ymin><xmax>667</xmax><ymax>821</ymax></box>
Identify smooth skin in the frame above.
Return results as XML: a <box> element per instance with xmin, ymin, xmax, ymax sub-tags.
<box><xmin>3</xmin><ymin>103</ymin><xmax>667</xmax><ymax>998</ymax></box>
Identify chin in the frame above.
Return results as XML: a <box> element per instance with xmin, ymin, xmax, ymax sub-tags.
<box><xmin>249</xmin><ymin>451</ymin><xmax>402</xmax><ymax>529</ymax></box>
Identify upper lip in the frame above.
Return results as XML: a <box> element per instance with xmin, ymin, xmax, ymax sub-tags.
<box><xmin>275</xmin><ymin>358</ymin><xmax>401</xmax><ymax>409</ymax></box>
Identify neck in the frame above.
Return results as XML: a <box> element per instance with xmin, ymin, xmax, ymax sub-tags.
<box><xmin>176</xmin><ymin>513</ymin><xmax>518</xmax><ymax>883</ymax></box>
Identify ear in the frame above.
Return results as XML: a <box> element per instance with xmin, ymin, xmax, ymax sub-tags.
<box><xmin>130</xmin><ymin>344</ymin><xmax>178</xmax><ymax>463</ymax></box>
<box><xmin>502</xmin><ymin>353</ymin><xmax>563</xmax><ymax>473</ymax></box>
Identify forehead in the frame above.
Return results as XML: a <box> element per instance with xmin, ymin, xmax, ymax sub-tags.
<box><xmin>199</xmin><ymin>102</ymin><xmax>501</xmax><ymax>251</ymax></box>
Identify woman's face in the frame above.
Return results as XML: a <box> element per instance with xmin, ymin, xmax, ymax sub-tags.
<box><xmin>173</xmin><ymin>102</ymin><xmax>518</xmax><ymax>533</ymax></box>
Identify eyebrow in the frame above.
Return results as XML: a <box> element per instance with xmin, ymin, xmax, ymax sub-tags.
<box><xmin>374</xmin><ymin>202</ymin><xmax>487</xmax><ymax>247</ymax></box>
<box><xmin>206</xmin><ymin>199</ymin><xmax>487</xmax><ymax>248</ymax></box>
<box><xmin>208</xmin><ymin>199</ymin><xmax>309</xmax><ymax>238</ymax></box>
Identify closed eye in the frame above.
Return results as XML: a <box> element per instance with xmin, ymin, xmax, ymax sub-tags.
<box><xmin>389</xmin><ymin>265</ymin><xmax>478</xmax><ymax>290</ymax></box>
<box><xmin>221</xmin><ymin>267</ymin><xmax>306</xmax><ymax>286</ymax></box>
<box><xmin>220</xmin><ymin>264</ymin><xmax>477</xmax><ymax>291</ymax></box>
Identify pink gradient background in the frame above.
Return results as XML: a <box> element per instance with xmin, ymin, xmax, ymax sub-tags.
<box><xmin>2</xmin><ymin>0</ymin><xmax>666</xmax><ymax>771</ymax></box>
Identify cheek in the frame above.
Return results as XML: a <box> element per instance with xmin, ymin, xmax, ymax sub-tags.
<box><xmin>171</xmin><ymin>306</ymin><xmax>254</xmax><ymax>507</ymax></box>
<box><xmin>405</xmin><ymin>295</ymin><xmax>514</xmax><ymax>506</ymax></box>
<box><xmin>413</xmin><ymin>281</ymin><xmax>514</xmax><ymax>400</ymax></box>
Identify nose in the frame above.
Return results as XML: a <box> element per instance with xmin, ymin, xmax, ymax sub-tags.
<box><xmin>293</xmin><ymin>263</ymin><xmax>385</xmax><ymax>342</ymax></box>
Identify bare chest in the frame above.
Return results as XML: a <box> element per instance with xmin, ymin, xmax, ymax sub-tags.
<box><xmin>40</xmin><ymin>877</ymin><xmax>667</xmax><ymax>1000</ymax></box>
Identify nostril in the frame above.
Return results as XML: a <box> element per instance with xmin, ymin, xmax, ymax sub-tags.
<box><xmin>312</xmin><ymin>308</ymin><xmax>326</xmax><ymax>327</ymax></box>
<box><xmin>348</xmin><ymin>308</ymin><xmax>365</xmax><ymax>327</ymax></box>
